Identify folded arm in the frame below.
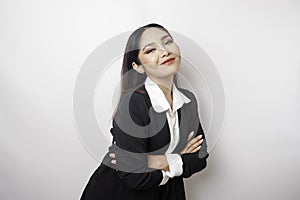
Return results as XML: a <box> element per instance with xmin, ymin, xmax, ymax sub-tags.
<box><xmin>180</xmin><ymin>122</ymin><xmax>209</xmax><ymax>178</ymax></box>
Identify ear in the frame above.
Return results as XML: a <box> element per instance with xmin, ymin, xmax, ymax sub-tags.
<box><xmin>132</xmin><ymin>62</ymin><xmax>145</xmax><ymax>74</ymax></box>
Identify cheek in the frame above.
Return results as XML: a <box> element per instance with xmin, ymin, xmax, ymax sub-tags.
<box><xmin>150</xmin><ymin>56</ymin><xmax>159</xmax><ymax>64</ymax></box>
<box><xmin>166</xmin><ymin>43</ymin><xmax>180</xmax><ymax>55</ymax></box>
<box><xmin>140</xmin><ymin>55</ymin><xmax>159</xmax><ymax>65</ymax></box>
<box><xmin>172</xmin><ymin>45</ymin><xmax>180</xmax><ymax>55</ymax></box>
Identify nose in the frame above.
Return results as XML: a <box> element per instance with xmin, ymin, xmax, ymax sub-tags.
<box><xmin>158</xmin><ymin>46</ymin><xmax>170</xmax><ymax>57</ymax></box>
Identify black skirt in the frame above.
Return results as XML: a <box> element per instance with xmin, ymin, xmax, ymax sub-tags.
<box><xmin>80</xmin><ymin>163</ymin><xmax>186</xmax><ymax>200</ymax></box>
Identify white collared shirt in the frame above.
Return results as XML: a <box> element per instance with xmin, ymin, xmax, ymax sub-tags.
<box><xmin>144</xmin><ymin>77</ymin><xmax>191</xmax><ymax>186</ymax></box>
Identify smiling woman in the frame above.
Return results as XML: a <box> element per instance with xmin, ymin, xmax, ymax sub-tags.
<box><xmin>80</xmin><ymin>23</ymin><xmax>209</xmax><ymax>200</ymax></box>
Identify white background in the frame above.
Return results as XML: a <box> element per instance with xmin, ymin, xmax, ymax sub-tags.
<box><xmin>1</xmin><ymin>0</ymin><xmax>300</xmax><ymax>199</ymax></box>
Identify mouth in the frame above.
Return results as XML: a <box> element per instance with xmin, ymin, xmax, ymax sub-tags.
<box><xmin>161</xmin><ymin>57</ymin><xmax>175</xmax><ymax>65</ymax></box>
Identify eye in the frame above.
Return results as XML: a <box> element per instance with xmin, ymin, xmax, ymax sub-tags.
<box><xmin>145</xmin><ymin>48</ymin><xmax>155</xmax><ymax>54</ymax></box>
<box><xmin>164</xmin><ymin>39</ymin><xmax>173</xmax><ymax>45</ymax></box>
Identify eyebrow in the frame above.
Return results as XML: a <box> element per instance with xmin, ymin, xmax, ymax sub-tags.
<box><xmin>142</xmin><ymin>35</ymin><xmax>172</xmax><ymax>51</ymax></box>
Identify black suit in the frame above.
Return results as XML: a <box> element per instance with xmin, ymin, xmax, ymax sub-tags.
<box><xmin>80</xmin><ymin>85</ymin><xmax>209</xmax><ymax>200</ymax></box>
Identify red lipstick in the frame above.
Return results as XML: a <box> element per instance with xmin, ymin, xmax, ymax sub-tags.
<box><xmin>161</xmin><ymin>58</ymin><xmax>175</xmax><ymax>65</ymax></box>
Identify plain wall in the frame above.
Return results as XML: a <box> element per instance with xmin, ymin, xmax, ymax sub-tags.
<box><xmin>1</xmin><ymin>0</ymin><xmax>299</xmax><ymax>199</ymax></box>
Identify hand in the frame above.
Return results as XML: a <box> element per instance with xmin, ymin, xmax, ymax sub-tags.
<box><xmin>109</xmin><ymin>153</ymin><xmax>170</xmax><ymax>171</ymax></box>
<box><xmin>147</xmin><ymin>155</ymin><xmax>169</xmax><ymax>171</ymax></box>
<box><xmin>180</xmin><ymin>131</ymin><xmax>203</xmax><ymax>155</ymax></box>
<box><xmin>109</xmin><ymin>153</ymin><xmax>116</xmax><ymax>164</ymax></box>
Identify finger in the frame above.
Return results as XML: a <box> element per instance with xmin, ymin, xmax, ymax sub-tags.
<box><xmin>111</xmin><ymin>160</ymin><xmax>116</xmax><ymax>164</ymax></box>
<box><xmin>189</xmin><ymin>135</ymin><xmax>202</xmax><ymax>144</ymax></box>
<box><xmin>189</xmin><ymin>139</ymin><xmax>203</xmax><ymax>151</ymax></box>
<box><xmin>181</xmin><ymin>132</ymin><xmax>199</xmax><ymax>154</ymax></box>
<box><xmin>187</xmin><ymin>131</ymin><xmax>194</xmax><ymax>142</ymax></box>
<box><xmin>186</xmin><ymin>138</ymin><xmax>203</xmax><ymax>152</ymax></box>
<box><xmin>191</xmin><ymin>146</ymin><xmax>201</xmax><ymax>153</ymax></box>
<box><xmin>109</xmin><ymin>153</ymin><xmax>116</xmax><ymax>158</ymax></box>
<box><xmin>186</xmin><ymin>135</ymin><xmax>202</xmax><ymax>149</ymax></box>
<box><xmin>197</xmin><ymin>134</ymin><xmax>203</xmax><ymax>139</ymax></box>
<box><xmin>180</xmin><ymin>145</ymin><xmax>190</xmax><ymax>154</ymax></box>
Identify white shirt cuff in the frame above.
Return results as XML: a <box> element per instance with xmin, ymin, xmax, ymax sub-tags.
<box><xmin>164</xmin><ymin>154</ymin><xmax>183</xmax><ymax>178</ymax></box>
<box><xmin>159</xmin><ymin>170</ymin><xmax>170</xmax><ymax>186</ymax></box>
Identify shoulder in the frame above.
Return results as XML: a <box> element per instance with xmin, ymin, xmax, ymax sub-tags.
<box><xmin>121</xmin><ymin>85</ymin><xmax>150</xmax><ymax>110</ymax></box>
<box><xmin>116</xmin><ymin>86</ymin><xmax>151</xmax><ymax>125</ymax></box>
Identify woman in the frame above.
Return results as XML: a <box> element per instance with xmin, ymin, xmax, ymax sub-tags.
<box><xmin>80</xmin><ymin>23</ymin><xmax>209</xmax><ymax>200</ymax></box>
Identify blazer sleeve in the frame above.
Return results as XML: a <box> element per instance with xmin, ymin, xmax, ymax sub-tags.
<box><xmin>180</xmin><ymin>91</ymin><xmax>209</xmax><ymax>178</ymax></box>
<box><xmin>110</xmin><ymin>92</ymin><xmax>163</xmax><ymax>191</ymax></box>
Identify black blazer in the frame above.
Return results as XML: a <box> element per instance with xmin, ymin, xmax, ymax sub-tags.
<box><xmin>80</xmin><ymin>85</ymin><xmax>209</xmax><ymax>200</ymax></box>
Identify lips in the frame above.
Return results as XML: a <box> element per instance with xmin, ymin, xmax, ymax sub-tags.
<box><xmin>161</xmin><ymin>58</ymin><xmax>175</xmax><ymax>65</ymax></box>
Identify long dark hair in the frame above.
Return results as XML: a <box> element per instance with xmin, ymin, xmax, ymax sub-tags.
<box><xmin>113</xmin><ymin>23</ymin><xmax>179</xmax><ymax>118</ymax></box>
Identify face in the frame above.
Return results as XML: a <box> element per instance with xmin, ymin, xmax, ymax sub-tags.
<box><xmin>132</xmin><ymin>27</ymin><xmax>181</xmax><ymax>80</ymax></box>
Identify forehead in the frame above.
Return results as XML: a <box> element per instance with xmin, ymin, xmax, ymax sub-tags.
<box><xmin>139</xmin><ymin>27</ymin><xmax>170</xmax><ymax>47</ymax></box>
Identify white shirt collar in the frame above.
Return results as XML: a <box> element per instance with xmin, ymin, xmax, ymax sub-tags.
<box><xmin>144</xmin><ymin>77</ymin><xmax>191</xmax><ymax>113</ymax></box>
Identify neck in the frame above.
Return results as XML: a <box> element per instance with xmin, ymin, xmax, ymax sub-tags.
<box><xmin>149</xmin><ymin>76</ymin><xmax>173</xmax><ymax>95</ymax></box>
<box><xmin>148</xmin><ymin>76</ymin><xmax>174</xmax><ymax>109</ymax></box>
